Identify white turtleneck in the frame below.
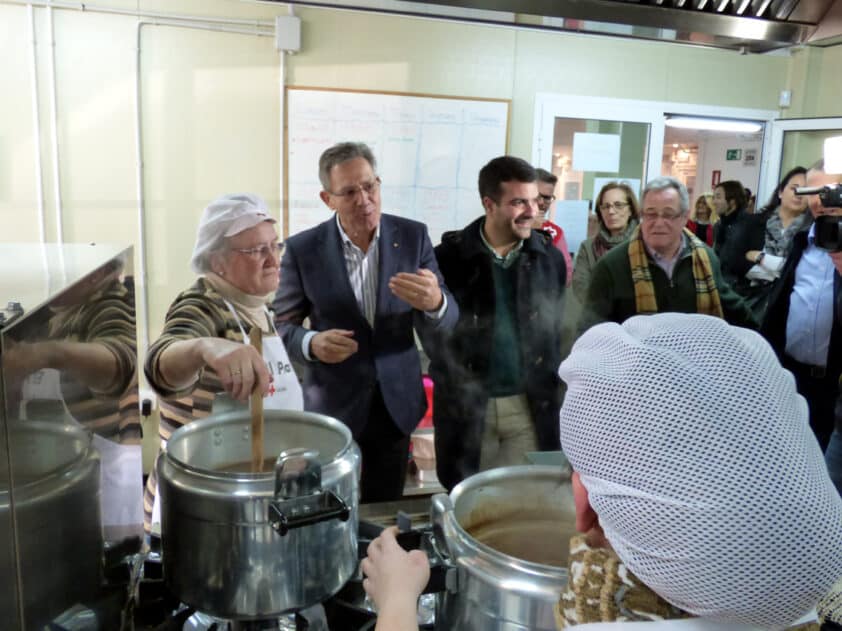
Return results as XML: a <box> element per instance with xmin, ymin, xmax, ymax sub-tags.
<box><xmin>203</xmin><ymin>272</ymin><xmax>274</xmax><ymax>335</ymax></box>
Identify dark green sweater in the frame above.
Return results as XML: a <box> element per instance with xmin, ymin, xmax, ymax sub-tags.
<box><xmin>487</xmin><ymin>260</ymin><xmax>522</xmax><ymax>396</ymax></box>
<box><xmin>579</xmin><ymin>239</ymin><xmax>758</xmax><ymax>334</ymax></box>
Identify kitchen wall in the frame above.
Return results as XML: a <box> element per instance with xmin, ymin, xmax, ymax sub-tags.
<box><xmin>697</xmin><ymin>136</ymin><xmax>763</xmax><ymax>197</ymax></box>
<box><xmin>2</xmin><ymin>0</ymin><xmax>841</xmax><ymax>468</ymax></box>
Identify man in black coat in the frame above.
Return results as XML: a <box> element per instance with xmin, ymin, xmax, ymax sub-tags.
<box><xmin>424</xmin><ymin>156</ymin><xmax>567</xmax><ymax>491</ymax></box>
<box><xmin>762</xmin><ymin>160</ymin><xmax>842</xmax><ymax>452</ymax></box>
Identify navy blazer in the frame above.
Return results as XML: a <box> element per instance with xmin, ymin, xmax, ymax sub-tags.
<box><xmin>272</xmin><ymin>213</ymin><xmax>458</xmax><ymax>436</ymax></box>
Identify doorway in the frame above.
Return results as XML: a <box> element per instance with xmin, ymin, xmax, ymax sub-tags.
<box><xmin>533</xmin><ymin>94</ymin><xmax>777</xmax><ymax>248</ymax></box>
<box><xmin>662</xmin><ymin>122</ymin><xmax>765</xmax><ymax>209</ymax></box>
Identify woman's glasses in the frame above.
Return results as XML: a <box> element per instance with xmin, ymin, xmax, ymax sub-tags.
<box><xmin>230</xmin><ymin>241</ymin><xmax>283</xmax><ymax>259</ymax></box>
<box><xmin>599</xmin><ymin>201</ymin><xmax>630</xmax><ymax>213</ymax></box>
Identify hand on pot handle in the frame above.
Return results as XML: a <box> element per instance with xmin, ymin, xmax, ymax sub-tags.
<box><xmin>361</xmin><ymin>526</ymin><xmax>430</xmax><ymax>631</ymax></box>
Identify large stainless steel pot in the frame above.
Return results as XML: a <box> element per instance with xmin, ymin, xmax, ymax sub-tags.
<box><xmin>157</xmin><ymin>410</ymin><xmax>361</xmax><ymax>619</ymax></box>
<box><xmin>0</xmin><ymin>421</ymin><xmax>102</xmax><ymax>629</ymax></box>
<box><xmin>431</xmin><ymin>465</ymin><xmax>575</xmax><ymax>631</ymax></box>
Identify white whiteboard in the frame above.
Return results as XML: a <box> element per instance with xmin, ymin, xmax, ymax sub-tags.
<box><xmin>286</xmin><ymin>88</ymin><xmax>510</xmax><ymax>244</ymax></box>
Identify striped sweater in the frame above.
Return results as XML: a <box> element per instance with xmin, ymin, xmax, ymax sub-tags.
<box><xmin>142</xmin><ymin>276</ymin><xmax>274</xmax><ymax>531</ymax></box>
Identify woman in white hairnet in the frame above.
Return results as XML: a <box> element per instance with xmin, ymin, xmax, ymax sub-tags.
<box><xmin>142</xmin><ymin>193</ymin><xmax>303</xmax><ymax>533</ymax></box>
<box><xmin>361</xmin><ymin>313</ymin><xmax>842</xmax><ymax>630</ymax></box>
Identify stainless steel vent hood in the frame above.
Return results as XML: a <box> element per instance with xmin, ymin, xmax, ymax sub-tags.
<box><xmin>283</xmin><ymin>0</ymin><xmax>842</xmax><ymax>53</ymax></box>
<box><xmin>405</xmin><ymin>0</ymin><xmax>841</xmax><ymax>53</ymax></box>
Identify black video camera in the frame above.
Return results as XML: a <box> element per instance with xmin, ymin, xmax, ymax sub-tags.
<box><xmin>795</xmin><ymin>183</ymin><xmax>842</xmax><ymax>208</ymax></box>
<box><xmin>813</xmin><ymin>215</ymin><xmax>842</xmax><ymax>252</ymax></box>
<box><xmin>795</xmin><ymin>184</ymin><xmax>842</xmax><ymax>252</ymax></box>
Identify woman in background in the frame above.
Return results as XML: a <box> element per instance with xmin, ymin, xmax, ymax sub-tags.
<box><xmin>745</xmin><ymin>166</ymin><xmax>810</xmax><ymax>278</ymax></box>
<box><xmin>685</xmin><ymin>193</ymin><xmax>717</xmax><ymax>246</ymax></box>
<box><xmin>741</xmin><ymin>167</ymin><xmax>810</xmax><ymax>320</ymax></box>
<box><xmin>572</xmin><ymin>182</ymin><xmax>639</xmax><ymax>302</ymax></box>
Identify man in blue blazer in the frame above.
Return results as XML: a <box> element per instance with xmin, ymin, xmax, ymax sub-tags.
<box><xmin>272</xmin><ymin>142</ymin><xmax>458</xmax><ymax>502</ymax></box>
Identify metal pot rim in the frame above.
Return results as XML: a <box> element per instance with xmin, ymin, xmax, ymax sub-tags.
<box><xmin>2</xmin><ymin>421</ymin><xmax>95</xmax><ymax>492</ymax></box>
<box><xmin>443</xmin><ymin>464</ymin><xmax>572</xmax><ymax>576</ymax></box>
<box><xmin>164</xmin><ymin>409</ymin><xmax>354</xmax><ymax>479</ymax></box>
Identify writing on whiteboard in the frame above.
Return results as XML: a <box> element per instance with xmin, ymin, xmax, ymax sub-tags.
<box><xmin>287</xmin><ymin>89</ymin><xmax>509</xmax><ymax>243</ymax></box>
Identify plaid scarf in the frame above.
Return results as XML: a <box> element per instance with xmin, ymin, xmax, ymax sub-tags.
<box><xmin>628</xmin><ymin>226</ymin><xmax>724</xmax><ymax>318</ymax></box>
<box><xmin>556</xmin><ymin>535</ymin><xmax>822</xmax><ymax>629</ymax></box>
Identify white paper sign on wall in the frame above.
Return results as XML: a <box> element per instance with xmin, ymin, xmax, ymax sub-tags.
<box><xmin>572</xmin><ymin>133</ymin><xmax>621</xmax><ymax>173</ymax></box>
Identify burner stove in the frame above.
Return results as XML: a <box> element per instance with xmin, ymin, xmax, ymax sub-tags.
<box><xmin>181</xmin><ymin>606</ymin><xmax>327</xmax><ymax>631</ymax></box>
<box><xmin>133</xmin><ymin>515</ymin><xmax>439</xmax><ymax>631</ymax></box>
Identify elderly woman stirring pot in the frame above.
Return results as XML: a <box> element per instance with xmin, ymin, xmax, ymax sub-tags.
<box><xmin>143</xmin><ymin>193</ymin><xmax>303</xmax><ymax>532</ymax></box>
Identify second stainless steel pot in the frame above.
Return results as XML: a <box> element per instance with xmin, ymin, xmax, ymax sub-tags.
<box><xmin>1</xmin><ymin>421</ymin><xmax>102</xmax><ymax>629</ymax></box>
<box><xmin>431</xmin><ymin>465</ymin><xmax>575</xmax><ymax>631</ymax></box>
<box><xmin>158</xmin><ymin>409</ymin><xmax>361</xmax><ymax>619</ymax></box>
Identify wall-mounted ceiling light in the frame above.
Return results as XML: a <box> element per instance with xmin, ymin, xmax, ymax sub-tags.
<box><xmin>665</xmin><ymin>117</ymin><xmax>763</xmax><ymax>133</ymax></box>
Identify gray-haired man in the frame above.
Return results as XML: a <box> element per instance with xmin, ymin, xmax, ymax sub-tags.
<box><xmin>579</xmin><ymin>175</ymin><xmax>756</xmax><ymax>333</ymax></box>
<box><xmin>272</xmin><ymin>141</ymin><xmax>458</xmax><ymax>502</ymax></box>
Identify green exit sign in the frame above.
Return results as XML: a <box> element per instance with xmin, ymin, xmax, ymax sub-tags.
<box><xmin>726</xmin><ymin>149</ymin><xmax>742</xmax><ymax>160</ymax></box>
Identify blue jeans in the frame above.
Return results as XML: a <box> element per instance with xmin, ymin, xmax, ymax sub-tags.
<box><xmin>826</xmin><ymin>429</ymin><xmax>842</xmax><ymax>496</ymax></box>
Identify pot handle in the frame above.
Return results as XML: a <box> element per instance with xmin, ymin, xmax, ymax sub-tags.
<box><xmin>269</xmin><ymin>490</ymin><xmax>350</xmax><ymax>536</ymax></box>
<box><xmin>429</xmin><ymin>493</ymin><xmax>453</xmax><ymax>560</ymax></box>
<box><xmin>428</xmin><ymin>493</ymin><xmax>459</xmax><ymax>594</ymax></box>
<box><xmin>269</xmin><ymin>447</ymin><xmax>351</xmax><ymax>536</ymax></box>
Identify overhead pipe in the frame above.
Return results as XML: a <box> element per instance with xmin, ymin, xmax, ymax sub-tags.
<box><xmin>2</xmin><ymin>0</ymin><xmax>274</xmax><ymax>28</ymax></box>
<box><xmin>28</xmin><ymin>4</ymin><xmax>46</xmax><ymax>245</ymax></box>
<box><xmin>46</xmin><ymin>4</ymin><xmax>63</xmax><ymax>247</ymax></box>
<box><xmin>45</xmin><ymin>3</ymin><xmax>70</xmax><ymax>288</ymax></box>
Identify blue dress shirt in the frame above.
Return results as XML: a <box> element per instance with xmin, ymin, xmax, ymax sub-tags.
<box><xmin>785</xmin><ymin>224</ymin><xmax>837</xmax><ymax>367</ymax></box>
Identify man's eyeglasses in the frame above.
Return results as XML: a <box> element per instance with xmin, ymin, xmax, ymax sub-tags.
<box><xmin>641</xmin><ymin>208</ymin><xmax>684</xmax><ymax>221</ymax></box>
<box><xmin>328</xmin><ymin>177</ymin><xmax>381</xmax><ymax>200</ymax></box>
<box><xmin>230</xmin><ymin>241</ymin><xmax>283</xmax><ymax>259</ymax></box>
<box><xmin>599</xmin><ymin>201</ymin><xmax>630</xmax><ymax>212</ymax></box>
<box><xmin>538</xmin><ymin>194</ymin><xmax>556</xmax><ymax>204</ymax></box>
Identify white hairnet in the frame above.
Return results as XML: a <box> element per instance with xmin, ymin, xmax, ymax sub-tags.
<box><xmin>189</xmin><ymin>193</ymin><xmax>276</xmax><ymax>274</ymax></box>
<box><xmin>558</xmin><ymin>313</ymin><xmax>842</xmax><ymax>628</ymax></box>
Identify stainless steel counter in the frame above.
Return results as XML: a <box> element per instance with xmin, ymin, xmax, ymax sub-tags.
<box><xmin>359</xmin><ymin>495</ymin><xmax>434</xmax><ymax>528</ymax></box>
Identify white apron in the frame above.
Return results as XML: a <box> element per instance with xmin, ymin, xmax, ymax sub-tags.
<box><xmin>21</xmin><ymin>368</ymin><xmax>144</xmax><ymax>534</ymax></box>
<box><xmin>151</xmin><ymin>305</ymin><xmax>304</xmax><ymax>525</ymax></box>
<box><xmin>223</xmin><ymin>302</ymin><xmax>304</xmax><ymax>412</ymax></box>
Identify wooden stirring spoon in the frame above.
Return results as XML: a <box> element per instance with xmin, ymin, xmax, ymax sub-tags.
<box><xmin>249</xmin><ymin>326</ymin><xmax>264</xmax><ymax>473</ymax></box>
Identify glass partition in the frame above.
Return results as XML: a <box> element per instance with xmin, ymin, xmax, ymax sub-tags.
<box><xmin>0</xmin><ymin>243</ymin><xmax>140</xmax><ymax>629</ymax></box>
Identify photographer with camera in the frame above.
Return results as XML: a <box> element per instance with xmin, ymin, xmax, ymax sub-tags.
<box><xmin>762</xmin><ymin>159</ymin><xmax>842</xmax><ymax>458</ymax></box>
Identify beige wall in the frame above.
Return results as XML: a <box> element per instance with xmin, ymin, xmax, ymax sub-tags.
<box><xmin>789</xmin><ymin>45</ymin><xmax>842</xmax><ymax>118</ymax></box>
<box><xmin>2</xmin><ymin>0</ymin><xmax>841</xmax><ymax>465</ymax></box>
